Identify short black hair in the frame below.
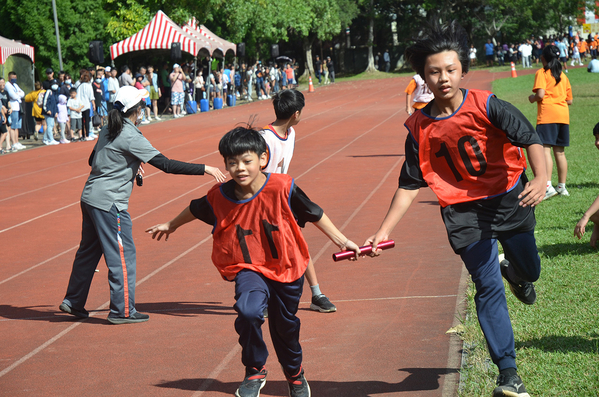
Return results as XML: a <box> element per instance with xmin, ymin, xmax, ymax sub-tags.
<box><xmin>404</xmin><ymin>19</ymin><xmax>470</xmax><ymax>81</ymax></box>
<box><xmin>593</xmin><ymin>122</ymin><xmax>599</xmax><ymax>136</ymax></box>
<box><xmin>272</xmin><ymin>89</ymin><xmax>305</xmax><ymax>120</ymax></box>
<box><xmin>69</xmin><ymin>88</ymin><xmax>77</xmax><ymax>94</ymax></box>
<box><xmin>219</xmin><ymin>127</ymin><xmax>267</xmax><ymax>160</ymax></box>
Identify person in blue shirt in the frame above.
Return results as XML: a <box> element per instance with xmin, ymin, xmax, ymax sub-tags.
<box><xmin>485</xmin><ymin>39</ymin><xmax>495</xmax><ymax>67</ymax></box>
<box><xmin>588</xmin><ymin>58</ymin><xmax>599</xmax><ymax>72</ymax></box>
<box><xmin>556</xmin><ymin>37</ymin><xmax>569</xmax><ymax>73</ymax></box>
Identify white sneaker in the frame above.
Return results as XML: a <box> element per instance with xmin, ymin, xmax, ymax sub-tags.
<box><xmin>141</xmin><ymin>120</ymin><xmax>150</xmax><ymax>124</ymax></box>
<box><xmin>545</xmin><ymin>185</ymin><xmax>558</xmax><ymax>200</ymax></box>
<box><xmin>59</xmin><ymin>139</ymin><xmax>70</xmax><ymax>144</ymax></box>
<box><xmin>85</xmin><ymin>136</ymin><xmax>94</xmax><ymax>141</ymax></box>
<box><xmin>556</xmin><ymin>186</ymin><xmax>570</xmax><ymax>196</ymax></box>
<box><xmin>16</xmin><ymin>142</ymin><xmax>26</xmax><ymax>149</ymax></box>
<box><xmin>154</xmin><ymin>115</ymin><xmax>161</xmax><ymax>120</ymax></box>
<box><xmin>11</xmin><ymin>144</ymin><xmax>22</xmax><ymax>151</ymax></box>
<box><xmin>45</xmin><ymin>140</ymin><xmax>60</xmax><ymax>145</ymax></box>
<box><xmin>88</xmin><ymin>133</ymin><xmax>97</xmax><ymax>139</ymax></box>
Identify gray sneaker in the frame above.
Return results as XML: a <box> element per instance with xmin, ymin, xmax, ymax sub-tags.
<box><xmin>235</xmin><ymin>367</ymin><xmax>267</xmax><ymax>397</ymax></box>
<box><xmin>286</xmin><ymin>368</ymin><xmax>311</xmax><ymax>397</ymax></box>
<box><xmin>310</xmin><ymin>294</ymin><xmax>337</xmax><ymax>313</ymax></box>
<box><xmin>107</xmin><ymin>311</ymin><xmax>149</xmax><ymax>324</ymax></box>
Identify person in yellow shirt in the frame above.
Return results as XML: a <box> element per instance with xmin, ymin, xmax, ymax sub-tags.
<box><xmin>24</xmin><ymin>81</ymin><xmax>46</xmax><ymax>141</ymax></box>
<box><xmin>529</xmin><ymin>45</ymin><xmax>573</xmax><ymax>198</ymax></box>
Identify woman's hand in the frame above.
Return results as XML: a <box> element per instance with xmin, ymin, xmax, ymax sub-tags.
<box><xmin>205</xmin><ymin>165</ymin><xmax>226</xmax><ymax>183</ymax></box>
<box><xmin>574</xmin><ymin>215</ymin><xmax>589</xmax><ymax>240</ymax></box>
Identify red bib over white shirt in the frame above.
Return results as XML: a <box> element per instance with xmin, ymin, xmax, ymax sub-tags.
<box><xmin>207</xmin><ymin>173</ymin><xmax>310</xmax><ymax>282</ymax></box>
<box><xmin>404</xmin><ymin>89</ymin><xmax>527</xmax><ymax>207</ymax></box>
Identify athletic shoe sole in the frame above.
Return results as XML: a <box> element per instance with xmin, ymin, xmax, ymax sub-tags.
<box><xmin>309</xmin><ymin>303</ymin><xmax>337</xmax><ymax>313</ymax></box>
<box><xmin>107</xmin><ymin>313</ymin><xmax>149</xmax><ymax>324</ymax></box>
<box><xmin>234</xmin><ymin>379</ymin><xmax>266</xmax><ymax>397</ymax></box>
<box><xmin>59</xmin><ymin>303</ymin><xmax>89</xmax><ymax>318</ymax></box>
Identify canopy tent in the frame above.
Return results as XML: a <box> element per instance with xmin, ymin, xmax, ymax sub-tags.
<box><xmin>183</xmin><ymin>18</ymin><xmax>236</xmax><ymax>58</ymax></box>
<box><xmin>110</xmin><ymin>10</ymin><xmax>212</xmax><ymax>60</ymax></box>
<box><xmin>0</xmin><ymin>35</ymin><xmax>35</xmax><ymax>88</ymax></box>
<box><xmin>0</xmin><ymin>35</ymin><xmax>36</xmax><ymax>137</ymax></box>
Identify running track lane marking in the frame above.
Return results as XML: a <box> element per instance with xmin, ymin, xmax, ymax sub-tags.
<box><xmin>0</xmin><ymin>235</ymin><xmax>212</xmax><ymax>378</ymax></box>
<box><xmin>0</xmin><ymin>89</ymin><xmax>406</xmax><ymax>377</ymax></box>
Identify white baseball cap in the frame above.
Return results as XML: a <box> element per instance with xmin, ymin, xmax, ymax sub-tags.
<box><xmin>173</xmin><ymin>63</ymin><xmax>180</xmax><ymax>69</ymax></box>
<box><xmin>105</xmin><ymin>66</ymin><xmax>112</xmax><ymax>72</ymax></box>
<box><xmin>114</xmin><ymin>86</ymin><xmax>149</xmax><ymax>113</ymax></box>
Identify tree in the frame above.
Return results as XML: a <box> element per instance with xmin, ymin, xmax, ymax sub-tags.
<box><xmin>0</xmin><ymin>0</ymin><xmax>108</xmax><ymax>73</ymax></box>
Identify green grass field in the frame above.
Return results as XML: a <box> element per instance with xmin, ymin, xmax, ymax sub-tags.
<box><xmin>458</xmin><ymin>67</ymin><xmax>599</xmax><ymax>396</ymax></box>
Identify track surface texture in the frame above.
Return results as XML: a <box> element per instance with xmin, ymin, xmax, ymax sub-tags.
<box><xmin>0</xmin><ymin>70</ymin><xmax>510</xmax><ymax>396</ymax></box>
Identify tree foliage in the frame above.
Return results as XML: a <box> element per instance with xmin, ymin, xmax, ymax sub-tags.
<box><xmin>0</xmin><ymin>0</ymin><xmax>595</xmax><ymax>77</ymax></box>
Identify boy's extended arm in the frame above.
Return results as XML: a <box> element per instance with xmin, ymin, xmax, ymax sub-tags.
<box><xmin>518</xmin><ymin>143</ymin><xmax>546</xmax><ymax>207</ymax></box>
<box><xmin>145</xmin><ymin>206</ymin><xmax>196</xmax><ymax>241</ymax></box>
<box><xmin>312</xmin><ymin>213</ymin><xmax>361</xmax><ymax>259</ymax></box>
<box><xmin>364</xmin><ymin>187</ymin><xmax>420</xmax><ymax>255</ymax></box>
<box><xmin>574</xmin><ymin>195</ymin><xmax>599</xmax><ymax>243</ymax></box>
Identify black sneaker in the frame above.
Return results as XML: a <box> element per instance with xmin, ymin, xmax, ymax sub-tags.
<box><xmin>235</xmin><ymin>366</ymin><xmax>267</xmax><ymax>397</ymax></box>
<box><xmin>59</xmin><ymin>302</ymin><xmax>89</xmax><ymax>319</ymax></box>
<box><xmin>500</xmin><ymin>260</ymin><xmax>536</xmax><ymax>305</ymax></box>
<box><xmin>286</xmin><ymin>367</ymin><xmax>311</xmax><ymax>397</ymax></box>
<box><xmin>310</xmin><ymin>294</ymin><xmax>337</xmax><ymax>313</ymax></box>
<box><xmin>493</xmin><ymin>373</ymin><xmax>530</xmax><ymax>397</ymax></box>
<box><xmin>107</xmin><ymin>311</ymin><xmax>149</xmax><ymax>324</ymax></box>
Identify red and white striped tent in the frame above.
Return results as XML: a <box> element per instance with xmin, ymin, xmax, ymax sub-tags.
<box><xmin>0</xmin><ymin>35</ymin><xmax>34</xmax><ymax>65</ymax></box>
<box><xmin>110</xmin><ymin>10</ymin><xmax>212</xmax><ymax>60</ymax></box>
<box><xmin>183</xmin><ymin>18</ymin><xmax>236</xmax><ymax>58</ymax></box>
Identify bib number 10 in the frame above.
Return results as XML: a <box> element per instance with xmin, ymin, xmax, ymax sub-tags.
<box><xmin>434</xmin><ymin>135</ymin><xmax>487</xmax><ymax>182</ymax></box>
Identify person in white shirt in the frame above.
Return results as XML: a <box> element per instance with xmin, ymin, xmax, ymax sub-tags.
<box><xmin>519</xmin><ymin>41</ymin><xmax>533</xmax><ymax>68</ymax></box>
<box><xmin>5</xmin><ymin>71</ymin><xmax>26</xmax><ymax>150</ymax></box>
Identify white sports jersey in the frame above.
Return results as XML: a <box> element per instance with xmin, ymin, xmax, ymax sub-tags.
<box><xmin>412</xmin><ymin>74</ymin><xmax>434</xmax><ymax>104</ymax></box>
<box><xmin>259</xmin><ymin>125</ymin><xmax>295</xmax><ymax>174</ymax></box>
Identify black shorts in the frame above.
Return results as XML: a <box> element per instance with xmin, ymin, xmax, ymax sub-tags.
<box><xmin>486</xmin><ymin>55</ymin><xmax>494</xmax><ymax>61</ymax></box>
<box><xmin>34</xmin><ymin>116</ymin><xmax>45</xmax><ymax>122</ymax></box>
<box><xmin>536</xmin><ymin>123</ymin><xmax>569</xmax><ymax>147</ymax></box>
<box><xmin>0</xmin><ymin>123</ymin><xmax>7</xmax><ymax>134</ymax></box>
<box><xmin>560</xmin><ymin>57</ymin><xmax>567</xmax><ymax>63</ymax></box>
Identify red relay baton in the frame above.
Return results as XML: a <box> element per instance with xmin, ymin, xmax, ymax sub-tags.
<box><xmin>332</xmin><ymin>240</ymin><xmax>395</xmax><ymax>262</ymax></box>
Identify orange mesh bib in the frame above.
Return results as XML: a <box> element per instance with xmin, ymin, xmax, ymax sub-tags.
<box><xmin>207</xmin><ymin>173</ymin><xmax>310</xmax><ymax>282</ymax></box>
<box><xmin>404</xmin><ymin>89</ymin><xmax>526</xmax><ymax>207</ymax></box>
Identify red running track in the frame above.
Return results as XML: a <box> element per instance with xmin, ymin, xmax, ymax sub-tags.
<box><xmin>0</xmin><ymin>70</ymin><xmax>506</xmax><ymax>396</ymax></box>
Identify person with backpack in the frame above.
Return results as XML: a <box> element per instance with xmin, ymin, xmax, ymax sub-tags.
<box><xmin>25</xmin><ymin>81</ymin><xmax>46</xmax><ymax>141</ymax></box>
<box><xmin>42</xmin><ymin>79</ymin><xmax>60</xmax><ymax>145</ymax></box>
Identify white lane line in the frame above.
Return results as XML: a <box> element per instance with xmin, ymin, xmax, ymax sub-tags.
<box><xmin>0</xmin><ymin>173</ymin><xmax>88</xmax><ymax>203</ymax></box>
<box><xmin>0</xmin><ymin>235</ymin><xmax>213</xmax><ymax>378</ymax></box>
<box><xmin>0</xmin><ymin>245</ymin><xmax>80</xmax><ymax>286</ymax></box>
<box><xmin>192</xmin><ymin>344</ymin><xmax>242</xmax><ymax>396</ymax></box>
<box><xmin>0</xmin><ymin>202</ymin><xmax>79</xmax><ymax>234</ymax></box>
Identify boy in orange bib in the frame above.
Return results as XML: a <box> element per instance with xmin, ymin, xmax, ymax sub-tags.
<box><xmin>147</xmin><ymin>127</ymin><xmax>360</xmax><ymax>397</ymax></box>
<box><xmin>365</xmin><ymin>20</ymin><xmax>546</xmax><ymax>397</ymax></box>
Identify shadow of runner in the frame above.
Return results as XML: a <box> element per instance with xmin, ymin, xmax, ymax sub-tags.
<box><xmin>0</xmin><ymin>301</ymin><xmax>235</xmax><ymax>322</ymax></box>
<box><xmin>155</xmin><ymin>367</ymin><xmax>459</xmax><ymax>395</ymax></box>
<box><xmin>516</xmin><ymin>334</ymin><xmax>599</xmax><ymax>354</ymax></box>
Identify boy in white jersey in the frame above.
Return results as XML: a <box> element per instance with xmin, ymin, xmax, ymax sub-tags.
<box><xmin>259</xmin><ymin>89</ymin><xmax>336</xmax><ymax>313</ymax></box>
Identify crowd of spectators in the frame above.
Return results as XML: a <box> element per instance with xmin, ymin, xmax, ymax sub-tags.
<box><xmin>473</xmin><ymin>31</ymin><xmax>599</xmax><ymax>71</ymax></box>
<box><xmin>1</xmin><ymin>55</ymin><xmax>321</xmax><ymax>154</ymax></box>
